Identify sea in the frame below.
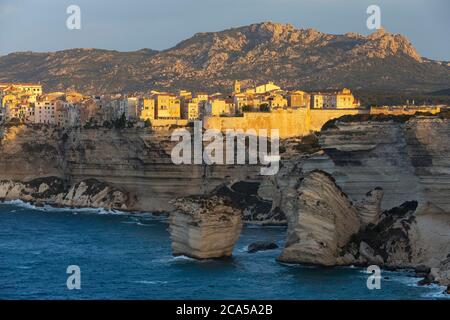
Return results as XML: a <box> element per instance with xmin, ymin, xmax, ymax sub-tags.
<box><xmin>0</xmin><ymin>201</ymin><xmax>448</xmax><ymax>300</ymax></box>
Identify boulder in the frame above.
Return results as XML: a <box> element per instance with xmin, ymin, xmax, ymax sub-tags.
<box><xmin>247</xmin><ymin>241</ymin><xmax>278</xmax><ymax>253</ymax></box>
<box><xmin>359</xmin><ymin>241</ymin><xmax>384</xmax><ymax>266</ymax></box>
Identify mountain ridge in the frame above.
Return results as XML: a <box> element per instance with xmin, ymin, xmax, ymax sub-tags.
<box><xmin>0</xmin><ymin>21</ymin><xmax>448</xmax><ymax>94</ymax></box>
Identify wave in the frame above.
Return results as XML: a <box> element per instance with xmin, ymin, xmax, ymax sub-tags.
<box><xmin>133</xmin><ymin>280</ymin><xmax>168</xmax><ymax>285</ymax></box>
<box><xmin>2</xmin><ymin>199</ymin><xmax>41</xmax><ymax>211</ymax></box>
<box><xmin>1</xmin><ymin>199</ymin><xmax>167</xmax><ymax>220</ymax></box>
<box><xmin>421</xmin><ymin>286</ymin><xmax>450</xmax><ymax>299</ymax></box>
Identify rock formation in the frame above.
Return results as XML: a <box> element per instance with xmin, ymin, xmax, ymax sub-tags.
<box><xmin>0</xmin><ymin>125</ymin><xmax>260</xmax><ymax>212</ymax></box>
<box><xmin>337</xmin><ymin>199</ymin><xmax>450</xmax><ymax>270</ymax></box>
<box><xmin>169</xmin><ymin>195</ymin><xmax>242</xmax><ymax>259</ymax></box>
<box><xmin>417</xmin><ymin>255</ymin><xmax>450</xmax><ymax>291</ymax></box>
<box><xmin>303</xmin><ymin>117</ymin><xmax>450</xmax><ymax>213</ymax></box>
<box><xmin>247</xmin><ymin>241</ymin><xmax>278</xmax><ymax>253</ymax></box>
<box><xmin>0</xmin><ymin>176</ymin><xmax>129</xmax><ymax>210</ymax></box>
<box><xmin>277</xmin><ymin>170</ymin><xmax>360</xmax><ymax>266</ymax></box>
<box><xmin>341</xmin><ymin>201</ymin><xmax>420</xmax><ymax>268</ymax></box>
<box><xmin>355</xmin><ymin>188</ymin><xmax>384</xmax><ymax>228</ymax></box>
<box><xmin>1</xmin><ymin>22</ymin><xmax>448</xmax><ymax>93</ymax></box>
<box><xmin>215</xmin><ymin>183</ymin><xmax>281</xmax><ymax>225</ymax></box>
<box><xmin>275</xmin><ymin>168</ymin><xmax>450</xmax><ymax>270</ymax></box>
<box><xmin>430</xmin><ymin>257</ymin><xmax>450</xmax><ymax>286</ymax></box>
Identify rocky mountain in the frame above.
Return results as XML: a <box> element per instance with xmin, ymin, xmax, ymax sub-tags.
<box><xmin>0</xmin><ymin>22</ymin><xmax>448</xmax><ymax>94</ymax></box>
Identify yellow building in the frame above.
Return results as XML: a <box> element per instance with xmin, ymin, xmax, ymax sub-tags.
<box><xmin>311</xmin><ymin>94</ymin><xmax>324</xmax><ymax>109</ymax></box>
<box><xmin>179</xmin><ymin>90</ymin><xmax>192</xmax><ymax>99</ymax></box>
<box><xmin>0</xmin><ymin>83</ymin><xmax>42</xmax><ymax>96</ymax></box>
<box><xmin>311</xmin><ymin>88</ymin><xmax>360</xmax><ymax>109</ymax></box>
<box><xmin>287</xmin><ymin>90</ymin><xmax>309</xmax><ymax>108</ymax></box>
<box><xmin>195</xmin><ymin>92</ymin><xmax>209</xmax><ymax>102</ymax></box>
<box><xmin>187</xmin><ymin>101</ymin><xmax>201</xmax><ymax>120</ymax></box>
<box><xmin>269</xmin><ymin>94</ymin><xmax>288</xmax><ymax>109</ymax></box>
<box><xmin>205</xmin><ymin>99</ymin><xmax>233</xmax><ymax>116</ymax></box>
<box><xmin>155</xmin><ymin>94</ymin><xmax>181</xmax><ymax>119</ymax></box>
<box><xmin>334</xmin><ymin>88</ymin><xmax>360</xmax><ymax>109</ymax></box>
<box><xmin>140</xmin><ymin>98</ymin><xmax>156</xmax><ymax>120</ymax></box>
<box><xmin>255</xmin><ymin>81</ymin><xmax>281</xmax><ymax>94</ymax></box>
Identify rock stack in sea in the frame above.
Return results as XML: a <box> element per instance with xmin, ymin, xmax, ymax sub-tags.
<box><xmin>277</xmin><ymin>170</ymin><xmax>361</xmax><ymax>266</ymax></box>
<box><xmin>169</xmin><ymin>195</ymin><xmax>243</xmax><ymax>259</ymax></box>
<box><xmin>276</xmin><ymin>169</ymin><xmax>450</xmax><ymax>273</ymax></box>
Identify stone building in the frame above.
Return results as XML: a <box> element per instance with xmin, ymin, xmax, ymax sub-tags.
<box><xmin>310</xmin><ymin>88</ymin><xmax>360</xmax><ymax>109</ymax></box>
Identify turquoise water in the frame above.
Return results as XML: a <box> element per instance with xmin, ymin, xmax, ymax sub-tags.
<box><xmin>0</xmin><ymin>201</ymin><xmax>448</xmax><ymax>300</ymax></box>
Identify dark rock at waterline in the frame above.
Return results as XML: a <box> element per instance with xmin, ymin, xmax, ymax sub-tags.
<box><xmin>248</xmin><ymin>241</ymin><xmax>278</xmax><ymax>253</ymax></box>
<box><xmin>415</xmin><ymin>265</ymin><xmax>431</xmax><ymax>274</ymax></box>
<box><xmin>418</xmin><ymin>273</ymin><xmax>435</xmax><ymax>286</ymax></box>
<box><xmin>444</xmin><ymin>285</ymin><xmax>450</xmax><ymax>295</ymax></box>
<box><xmin>415</xmin><ymin>265</ymin><xmax>431</xmax><ymax>278</ymax></box>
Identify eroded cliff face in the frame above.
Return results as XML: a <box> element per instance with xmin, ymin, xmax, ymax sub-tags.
<box><xmin>1</xmin><ymin>116</ymin><xmax>449</xmax><ymax>221</ymax></box>
<box><xmin>0</xmin><ymin>177</ymin><xmax>129</xmax><ymax>210</ymax></box>
<box><xmin>276</xmin><ymin>170</ymin><xmax>450</xmax><ymax>270</ymax></box>
<box><xmin>265</xmin><ymin>117</ymin><xmax>450</xmax><ymax>270</ymax></box>
<box><xmin>0</xmin><ymin>125</ymin><xmax>260</xmax><ymax>212</ymax></box>
<box><xmin>301</xmin><ymin>117</ymin><xmax>450</xmax><ymax>213</ymax></box>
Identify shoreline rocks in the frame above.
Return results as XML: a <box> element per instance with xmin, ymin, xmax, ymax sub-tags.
<box><xmin>276</xmin><ymin>168</ymin><xmax>450</xmax><ymax>275</ymax></box>
<box><xmin>247</xmin><ymin>241</ymin><xmax>278</xmax><ymax>253</ymax></box>
<box><xmin>169</xmin><ymin>195</ymin><xmax>242</xmax><ymax>259</ymax></box>
<box><xmin>0</xmin><ymin>177</ymin><xmax>129</xmax><ymax>210</ymax></box>
<box><xmin>341</xmin><ymin>201</ymin><xmax>419</xmax><ymax>268</ymax></box>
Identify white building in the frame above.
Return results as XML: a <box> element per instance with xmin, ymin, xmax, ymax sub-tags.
<box><xmin>35</xmin><ymin>100</ymin><xmax>80</xmax><ymax>127</ymax></box>
<box><xmin>35</xmin><ymin>101</ymin><xmax>58</xmax><ymax>125</ymax></box>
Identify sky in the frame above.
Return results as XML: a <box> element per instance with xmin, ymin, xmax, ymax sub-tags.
<box><xmin>0</xmin><ymin>0</ymin><xmax>448</xmax><ymax>60</ymax></box>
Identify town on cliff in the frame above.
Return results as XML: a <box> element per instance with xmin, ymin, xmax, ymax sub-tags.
<box><xmin>0</xmin><ymin>81</ymin><xmax>443</xmax><ymax>137</ymax></box>
<box><xmin>1</xmin><ymin>80</ymin><xmax>450</xmax><ymax>295</ymax></box>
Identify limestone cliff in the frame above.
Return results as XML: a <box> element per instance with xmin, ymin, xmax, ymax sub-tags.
<box><xmin>431</xmin><ymin>257</ymin><xmax>450</xmax><ymax>286</ymax></box>
<box><xmin>169</xmin><ymin>195</ymin><xmax>242</xmax><ymax>259</ymax></box>
<box><xmin>355</xmin><ymin>188</ymin><xmax>384</xmax><ymax>228</ymax></box>
<box><xmin>277</xmin><ymin>170</ymin><xmax>360</xmax><ymax>266</ymax></box>
<box><xmin>0</xmin><ymin>176</ymin><xmax>129</xmax><ymax>210</ymax></box>
<box><xmin>302</xmin><ymin>117</ymin><xmax>450</xmax><ymax>213</ymax></box>
<box><xmin>274</xmin><ymin>168</ymin><xmax>450</xmax><ymax>270</ymax></box>
<box><xmin>0</xmin><ymin>125</ymin><xmax>260</xmax><ymax>212</ymax></box>
<box><xmin>340</xmin><ymin>200</ymin><xmax>450</xmax><ymax>270</ymax></box>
